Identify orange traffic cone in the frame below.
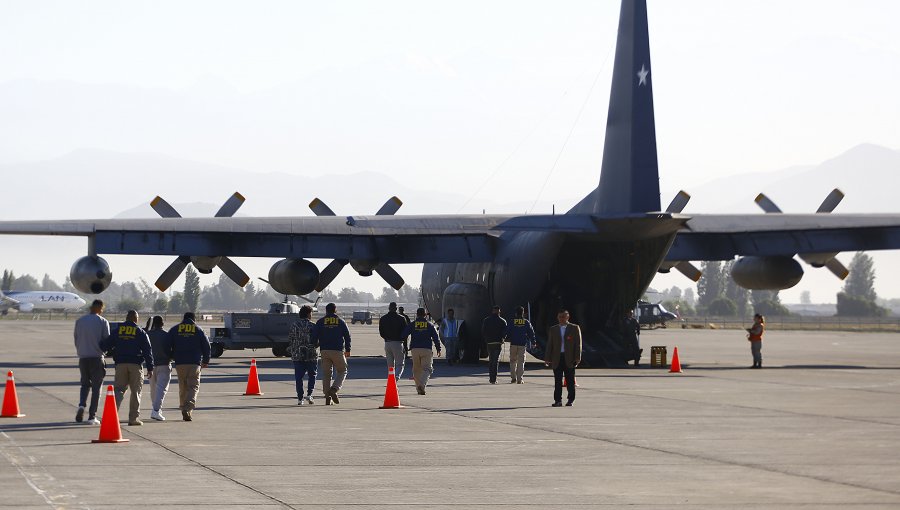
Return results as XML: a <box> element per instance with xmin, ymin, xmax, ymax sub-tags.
<box><xmin>92</xmin><ymin>385</ymin><xmax>129</xmax><ymax>443</ymax></box>
<box><xmin>243</xmin><ymin>359</ymin><xmax>263</xmax><ymax>395</ymax></box>
<box><xmin>562</xmin><ymin>376</ymin><xmax>578</xmax><ymax>388</ymax></box>
<box><xmin>1</xmin><ymin>371</ymin><xmax>25</xmax><ymax>418</ymax></box>
<box><xmin>669</xmin><ymin>346</ymin><xmax>683</xmax><ymax>373</ymax></box>
<box><xmin>379</xmin><ymin>366</ymin><xmax>403</xmax><ymax>409</ymax></box>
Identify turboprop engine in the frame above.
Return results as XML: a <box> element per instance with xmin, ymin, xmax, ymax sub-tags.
<box><xmin>731</xmin><ymin>256</ymin><xmax>803</xmax><ymax>290</ymax></box>
<box><xmin>267</xmin><ymin>259</ymin><xmax>320</xmax><ymax>296</ymax></box>
<box><xmin>70</xmin><ymin>256</ymin><xmax>113</xmax><ymax>294</ymax></box>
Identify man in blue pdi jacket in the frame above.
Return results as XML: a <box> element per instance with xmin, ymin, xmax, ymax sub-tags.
<box><xmin>313</xmin><ymin>303</ymin><xmax>351</xmax><ymax>405</ymax></box>
<box><xmin>504</xmin><ymin>306</ymin><xmax>536</xmax><ymax>384</ymax></box>
<box><xmin>165</xmin><ymin>312</ymin><xmax>210</xmax><ymax>422</ymax></box>
<box><xmin>100</xmin><ymin>310</ymin><xmax>153</xmax><ymax>426</ymax></box>
<box><xmin>402</xmin><ymin>307</ymin><xmax>442</xmax><ymax>395</ymax></box>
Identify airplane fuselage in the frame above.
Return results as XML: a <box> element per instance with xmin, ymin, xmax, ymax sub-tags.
<box><xmin>1</xmin><ymin>291</ymin><xmax>86</xmax><ymax>314</ymax></box>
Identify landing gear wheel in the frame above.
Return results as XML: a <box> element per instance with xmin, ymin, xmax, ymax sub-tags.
<box><xmin>272</xmin><ymin>345</ymin><xmax>288</xmax><ymax>357</ymax></box>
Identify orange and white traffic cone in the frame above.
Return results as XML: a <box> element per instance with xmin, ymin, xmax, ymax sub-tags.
<box><xmin>92</xmin><ymin>385</ymin><xmax>129</xmax><ymax>443</ymax></box>
<box><xmin>1</xmin><ymin>371</ymin><xmax>25</xmax><ymax>418</ymax></box>
<box><xmin>669</xmin><ymin>346</ymin><xmax>683</xmax><ymax>373</ymax></box>
<box><xmin>379</xmin><ymin>366</ymin><xmax>403</xmax><ymax>409</ymax></box>
<box><xmin>243</xmin><ymin>359</ymin><xmax>263</xmax><ymax>395</ymax></box>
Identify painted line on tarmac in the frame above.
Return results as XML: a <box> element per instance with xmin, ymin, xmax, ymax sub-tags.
<box><xmin>0</xmin><ymin>431</ymin><xmax>89</xmax><ymax>510</ymax></box>
<box><xmin>10</xmin><ymin>376</ymin><xmax>296</xmax><ymax>510</ymax></box>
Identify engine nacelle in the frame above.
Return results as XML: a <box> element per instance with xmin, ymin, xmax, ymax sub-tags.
<box><xmin>731</xmin><ymin>256</ymin><xmax>803</xmax><ymax>290</ymax></box>
<box><xmin>190</xmin><ymin>256</ymin><xmax>221</xmax><ymax>274</ymax></box>
<box><xmin>267</xmin><ymin>258</ymin><xmax>320</xmax><ymax>296</ymax></box>
<box><xmin>17</xmin><ymin>302</ymin><xmax>34</xmax><ymax>313</ymax></box>
<box><xmin>70</xmin><ymin>256</ymin><xmax>113</xmax><ymax>294</ymax></box>
<box><xmin>350</xmin><ymin>259</ymin><xmax>377</xmax><ymax>277</ymax></box>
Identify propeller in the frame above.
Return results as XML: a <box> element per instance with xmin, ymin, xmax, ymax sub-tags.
<box><xmin>754</xmin><ymin>188</ymin><xmax>849</xmax><ymax>280</ymax></box>
<box><xmin>658</xmin><ymin>191</ymin><xmax>703</xmax><ymax>281</ymax></box>
<box><xmin>309</xmin><ymin>196</ymin><xmax>406</xmax><ymax>291</ymax></box>
<box><xmin>151</xmin><ymin>192</ymin><xmax>251</xmax><ymax>291</ymax></box>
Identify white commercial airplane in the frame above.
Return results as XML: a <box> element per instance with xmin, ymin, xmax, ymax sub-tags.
<box><xmin>0</xmin><ymin>290</ymin><xmax>86</xmax><ymax>315</ymax></box>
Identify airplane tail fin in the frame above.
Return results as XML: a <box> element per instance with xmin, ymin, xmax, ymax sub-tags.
<box><xmin>569</xmin><ymin>0</ymin><xmax>660</xmax><ymax>215</ymax></box>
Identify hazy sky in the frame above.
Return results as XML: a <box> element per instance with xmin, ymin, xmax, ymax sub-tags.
<box><xmin>1</xmin><ymin>1</ymin><xmax>899</xmax><ymax>301</ymax></box>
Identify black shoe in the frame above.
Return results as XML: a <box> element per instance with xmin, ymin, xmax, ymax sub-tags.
<box><xmin>325</xmin><ymin>394</ymin><xmax>332</xmax><ymax>405</ymax></box>
<box><xmin>182</xmin><ymin>410</ymin><xmax>192</xmax><ymax>421</ymax></box>
<box><xmin>75</xmin><ymin>406</ymin><xmax>85</xmax><ymax>423</ymax></box>
<box><xmin>330</xmin><ymin>388</ymin><xmax>340</xmax><ymax>404</ymax></box>
<box><xmin>416</xmin><ymin>385</ymin><xmax>425</xmax><ymax>395</ymax></box>
<box><xmin>565</xmin><ymin>401</ymin><xmax>574</xmax><ymax>407</ymax></box>
<box><xmin>489</xmin><ymin>380</ymin><xmax>497</xmax><ymax>384</ymax></box>
<box><xmin>552</xmin><ymin>401</ymin><xmax>563</xmax><ymax>407</ymax></box>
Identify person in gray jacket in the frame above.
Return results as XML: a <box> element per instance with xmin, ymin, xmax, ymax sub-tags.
<box><xmin>73</xmin><ymin>299</ymin><xmax>110</xmax><ymax>425</ymax></box>
<box><xmin>146</xmin><ymin>316</ymin><xmax>172</xmax><ymax>421</ymax></box>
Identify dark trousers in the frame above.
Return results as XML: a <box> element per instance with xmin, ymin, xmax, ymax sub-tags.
<box><xmin>293</xmin><ymin>360</ymin><xmax>318</xmax><ymax>397</ymax></box>
<box><xmin>78</xmin><ymin>357</ymin><xmax>106</xmax><ymax>418</ymax></box>
<box><xmin>487</xmin><ymin>343</ymin><xmax>502</xmax><ymax>382</ymax></box>
<box><xmin>553</xmin><ymin>359</ymin><xmax>576</xmax><ymax>403</ymax></box>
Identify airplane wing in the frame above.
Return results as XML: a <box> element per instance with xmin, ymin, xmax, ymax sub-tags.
<box><xmin>666</xmin><ymin>214</ymin><xmax>900</xmax><ymax>261</ymax></box>
<box><xmin>0</xmin><ymin>215</ymin><xmax>511</xmax><ymax>263</ymax></box>
<box><xmin>0</xmin><ymin>291</ymin><xmax>21</xmax><ymax>306</ymax></box>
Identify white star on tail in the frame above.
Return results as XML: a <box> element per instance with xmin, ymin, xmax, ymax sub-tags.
<box><xmin>637</xmin><ymin>64</ymin><xmax>649</xmax><ymax>86</ymax></box>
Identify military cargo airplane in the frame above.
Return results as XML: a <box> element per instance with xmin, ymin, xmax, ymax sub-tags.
<box><xmin>2</xmin><ymin>0</ymin><xmax>900</xmax><ymax>365</ymax></box>
<box><xmin>0</xmin><ymin>290</ymin><xmax>86</xmax><ymax>315</ymax></box>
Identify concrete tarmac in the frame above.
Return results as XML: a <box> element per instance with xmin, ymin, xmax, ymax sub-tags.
<box><xmin>1</xmin><ymin>320</ymin><xmax>899</xmax><ymax>509</ymax></box>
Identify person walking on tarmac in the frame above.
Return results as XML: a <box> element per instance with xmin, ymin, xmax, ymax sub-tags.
<box><xmin>100</xmin><ymin>310</ymin><xmax>153</xmax><ymax>426</ymax></box>
<box><xmin>147</xmin><ymin>316</ymin><xmax>173</xmax><ymax>421</ymax></box>
<box><xmin>623</xmin><ymin>309</ymin><xmax>642</xmax><ymax>367</ymax></box>
<box><xmin>313</xmin><ymin>303</ymin><xmax>351</xmax><ymax>405</ymax></box>
<box><xmin>165</xmin><ymin>312</ymin><xmax>211</xmax><ymax>422</ymax></box>
<box><xmin>402</xmin><ymin>307</ymin><xmax>442</xmax><ymax>395</ymax></box>
<box><xmin>505</xmin><ymin>306</ymin><xmax>535</xmax><ymax>384</ymax></box>
<box><xmin>747</xmin><ymin>313</ymin><xmax>765</xmax><ymax>368</ymax></box>
<box><xmin>482</xmin><ymin>305</ymin><xmax>507</xmax><ymax>384</ymax></box>
<box><xmin>439</xmin><ymin>308</ymin><xmax>465</xmax><ymax>366</ymax></box>
<box><xmin>288</xmin><ymin>305</ymin><xmax>318</xmax><ymax>405</ymax></box>
<box><xmin>379</xmin><ymin>302</ymin><xmax>408</xmax><ymax>380</ymax></box>
<box><xmin>544</xmin><ymin>309</ymin><xmax>582</xmax><ymax>407</ymax></box>
<box><xmin>73</xmin><ymin>299</ymin><xmax>110</xmax><ymax>425</ymax></box>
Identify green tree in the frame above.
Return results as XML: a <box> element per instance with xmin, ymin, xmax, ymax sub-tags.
<box><xmin>184</xmin><ymin>266</ymin><xmax>201</xmax><ymax>312</ymax></box>
<box><xmin>337</xmin><ymin>287</ymin><xmax>360</xmax><ymax>302</ymax></box>
<box><xmin>751</xmin><ymin>290</ymin><xmax>791</xmax><ymax>316</ymax></box>
<box><xmin>41</xmin><ymin>273</ymin><xmax>63</xmax><ymax>291</ymax></box>
<box><xmin>843</xmin><ymin>252</ymin><xmax>877</xmax><ymax>302</ymax></box>
<box><xmin>723</xmin><ymin>260</ymin><xmax>750</xmax><ymax>317</ymax></box>
<box><xmin>9</xmin><ymin>273</ymin><xmax>40</xmax><ymax>291</ymax></box>
<box><xmin>1</xmin><ymin>270</ymin><xmax>11</xmax><ymax>291</ymax></box>
<box><xmin>117</xmin><ymin>297</ymin><xmax>145</xmax><ymax>313</ymax></box>
<box><xmin>319</xmin><ymin>288</ymin><xmax>337</xmax><ymax>302</ymax></box>
<box><xmin>800</xmin><ymin>291</ymin><xmax>811</xmax><ymax>305</ymax></box>
<box><xmin>706</xmin><ymin>297</ymin><xmax>737</xmax><ymax>316</ymax></box>
<box><xmin>696</xmin><ymin>261</ymin><xmax>725</xmax><ymax>310</ymax></box>
<box><xmin>379</xmin><ymin>286</ymin><xmax>399</xmax><ymax>303</ymax></box>
<box><xmin>662</xmin><ymin>298</ymin><xmax>695</xmax><ymax>316</ymax></box>
<box><xmin>153</xmin><ymin>296</ymin><xmax>169</xmax><ymax>313</ymax></box>
<box><xmin>168</xmin><ymin>292</ymin><xmax>187</xmax><ymax>313</ymax></box>
<box><xmin>836</xmin><ymin>292</ymin><xmax>887</xmax><ymax>317</ymax></box>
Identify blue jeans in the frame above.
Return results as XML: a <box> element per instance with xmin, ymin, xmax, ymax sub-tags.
<box><xmin>293</xmin><ymin>360</ymin><xmax>318</xmax><ymax>397</ymax></box>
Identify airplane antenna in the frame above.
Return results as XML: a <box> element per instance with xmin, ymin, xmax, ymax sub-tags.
<box><xmin>529</xmin><ymin>48</ymin><xmax>611</xmax><ymax>213</ymax></box>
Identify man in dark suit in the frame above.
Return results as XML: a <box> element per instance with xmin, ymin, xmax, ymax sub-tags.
<box><xmin>544</xmin><ymin>309</ymin><xmax>582</xmax><ymax>406</ymax></box>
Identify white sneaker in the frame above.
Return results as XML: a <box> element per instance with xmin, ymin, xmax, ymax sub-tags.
<box><xmin>87</xmin><ymin>417</ymin><xmax>101</xmax><ymax>425</ymax></box>
<box><xmin>150</xmin><ymin>410</ymin><xmax>165</xmax><ymax>421</ymax></box>
<box><xmin>305</xmin><ymin>395</ymin><xmax>314</xmax><ymax>405</ymax></box>
<box><xmin>298</xmin><ymin>398</ymin><xmax>306</xmax><ymax>406</ymax></box>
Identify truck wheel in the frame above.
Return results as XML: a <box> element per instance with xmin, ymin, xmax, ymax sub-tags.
<box><xmin>366</xmin><ymin>320</ymin><xmax>372</xmax><ymax>325</ymax></box>
<box><xmin>210</xmin><ymin>343</ymin><xmax>225</xmax><ymax>358</ymax></box>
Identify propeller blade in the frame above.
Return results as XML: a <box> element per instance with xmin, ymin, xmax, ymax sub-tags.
<box><xmin>217</xmin><ymin>256</ymin><xmax>250</xmax><ymax>287</ymax></box>
<box><xmin>315</xmin><ymin>259</ymin><xmax>348</xmax><ymax>292</ymax></box>
<box><xmin>374</xmin><ymin>262</ymin><xmax>405</xmax><ymax>290</ymax></box>
<box><xmin>375</xmin><ymin>196</ymin><xmax>403</xmax><ymax>216</ymax></box>
<box><xmin>665</xmin><ymin>191</ymin><xmax>691</xmax><ymax>214</ymax></box>
<box><xmin>825</xmin><ymin>257</ymin><xmax>850</xmax><ymax>280</ymax></box>
<box><xmin>675</xmin><ymin>261</ymin><xmax>703</xmax><ymax>282</ymax></box>
<box><xmin>309</xmin><ymin>198</ymin><xmax>337</xmax><ymax>217</ymax></box>
<box><xmin>754</xmin><ymin>193</ymin><xmax>782</xmax><ymax>214</ymax></box>
<box><xmin>150</xmin><ymin>196</ymin><xmax>182</xmax><ymax>218</ymax></box>
<box><xmin>154</xmin><ymin>256</ymin><xmax>190</xmax><ymax>292</ymax></box>
<box><xmin>215</xmin><ymin>192</ymin><xmax>246</xmax><ymax>218</ymax></box>
<box><xmin>816</xmin><ymin>188</ymin><xmax>844</xmax><ymax>213</ymax></box>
